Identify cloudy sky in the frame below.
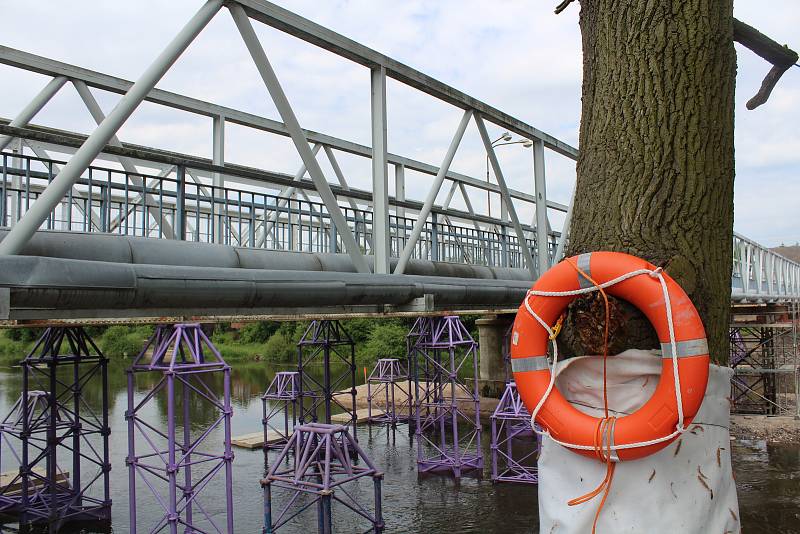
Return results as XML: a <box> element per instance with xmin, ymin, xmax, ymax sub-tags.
<box><xmin>0</xmin><ymin>1</ymin><xmax>797</xmax><ymax>246</ymax></box>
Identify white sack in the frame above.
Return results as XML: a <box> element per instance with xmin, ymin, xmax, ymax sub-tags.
<box><xmin>538</xmin><ymin>349</ymin><xmax>740</xmax><ymax>534</ymax></box>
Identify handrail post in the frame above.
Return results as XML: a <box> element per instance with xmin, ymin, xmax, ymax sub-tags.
<box><xmin>176</xmin><ymin>165</ymin><xmax>186</xmax><ymax>240</ymax></box>
<box><xmin>430</xmin><ymin>212</ymin><xmax>439</xmax><ymax>262</ymax></box>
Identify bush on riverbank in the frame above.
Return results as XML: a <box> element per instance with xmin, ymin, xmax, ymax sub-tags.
<box><xmin>0</xmin><ymin>331</ymin><xmax>32</xmax><ymax>364</ymax></box>
<box><xmin>209</xmin><ymin>319</ymin><xmax>412</xmax><ymax>365</ymax></box>
<box><xmin>99</xmin><ymin>325</ymin><xmax>154</xmax><ymax>359</ymax></box>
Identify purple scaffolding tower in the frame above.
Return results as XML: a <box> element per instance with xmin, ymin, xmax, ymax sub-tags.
<box><xmin>409</xmin><ymin>316</ymin><xmax>482</xmax><ymax>477</ymax></box>
<box><xmin>0</xmin><ymin>391</ymin><xmax>52</xmax><ymax>518</ymax></box>
<box><xmin>262</xmin><ymin>371</ymin><xmax>299</xmax><ymax>453</ymax></box>
<box><xmin>0</xmin><ymin>327</ymin><xmax>111</xmax><ymax>531</ymax></box>
<box><xmin>490</xmin><ymin>382</ymin><xmax>539</xmax><ymax>484</ymax></box>
<box><xmin>262</xmin><ymin>423</ymin><xmax>384</xmax><ymax>533</ymax></box>
<box><xmin>297</xmin><ymin>321</ymin><xmax>357</xmax><ymax>437</ymax></box>
<box><xmin>366</xmin><ymin>359</ymin><xmax>410</xmax><ymax>427</ymax></box>
<box><xmin>126</xmin><ymin>324</ymin><xmax>234</xmax><ymax>534</ymax></box>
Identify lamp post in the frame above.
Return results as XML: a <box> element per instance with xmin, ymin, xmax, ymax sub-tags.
<box><xmin>485</xmin><ymin>134</ymin><xmax>533</xmax><ymax>218</ymax></box>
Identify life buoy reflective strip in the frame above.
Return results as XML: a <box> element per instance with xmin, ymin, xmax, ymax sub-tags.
<box><xmin>511</xmin><ymin>251</ymin><xmax>710</xmax><ymax>461</ymax></box>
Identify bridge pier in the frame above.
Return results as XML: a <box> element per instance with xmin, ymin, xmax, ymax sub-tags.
<box><xmin>476</xmin><ymin>314</ymin><xmax>515</xmax><ymax>398</ymax></box>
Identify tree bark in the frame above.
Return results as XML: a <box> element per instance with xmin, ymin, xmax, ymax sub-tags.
<box><xmin>565</xmin><ymin>0</ymin><xmax>736</xmax><ymax>364</ymax></box>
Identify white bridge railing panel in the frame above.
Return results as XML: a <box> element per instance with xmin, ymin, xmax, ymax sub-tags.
<box><xmin>731</xmin><ymin>232</ymin><xmax>800</xmax><ymax>302</ymax></box>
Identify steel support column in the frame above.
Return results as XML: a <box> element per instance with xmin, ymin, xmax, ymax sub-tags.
<box><xmin>532</xmin><ymin>139</ymin><xmax>549</xmax><ymax>275</ymax></box>
<box><xmin>555</xmin><ymin>184</ymin><xmax>575</xmax><ymax>263</ymax></box>
<box><xmin>229</xmin><ymin>4</ymin><xmax>369</xmax><ymax>273</ymax></box>
<box><xmin>213</xmin><ymin>114</ymin><xmax>226</xmax><ymax>242</ymax></box>
<box><xmin>371</xmin><ymin>66</ymin><xmax>390</xmax><ymax>273</ymax></box>
<box><xmin>0</xmin><ymin>0</ymin><xmax>224</xmax><ymax>256</ymax></box>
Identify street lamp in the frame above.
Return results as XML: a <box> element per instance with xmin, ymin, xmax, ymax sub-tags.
<box><xmin>486</xmin><ymin>136</ymin><xmax>533</xmax><ymax>217</ymax></box>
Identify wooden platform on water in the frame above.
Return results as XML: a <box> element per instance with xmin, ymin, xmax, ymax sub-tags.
<box><xmin>331</xmin><ymin>408</ymin><xmax>381</xmax><ymax>424</ymax></box>
<box><xmin>0</xmin><ymin>467</ymin><xmax>70</xmax><ymax>495</ymax></box>
<box><xmin>231</xmin><ymin>430</ymin><xmax>284</xmax><ymax>450</ymax></box>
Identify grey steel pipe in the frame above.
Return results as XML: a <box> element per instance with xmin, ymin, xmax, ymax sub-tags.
<box><xmin>0</xmin><ymin>255</ymin><xmax>532</xmax><ymax>313</ymax></box>
<box><xmin>0</xmin><ymin>228</ymin><xmax>533</xmax><ymax>282</ymax></box>
<box><xmin>0</xmin><ymin>0</ymin><xmax>224</xmax><ymax>256</ymax></box>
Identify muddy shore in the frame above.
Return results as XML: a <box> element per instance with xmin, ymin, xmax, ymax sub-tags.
<box><xmin>730</xmin><ymin>414</ymin><xmax>800</xmax><ymax>443</ymax></box>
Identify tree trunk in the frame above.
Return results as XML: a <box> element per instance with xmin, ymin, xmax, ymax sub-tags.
<box><xmin>565</xmin><ymin>1</ymin><xmax>736</xmax><ymax>364</ymax></box>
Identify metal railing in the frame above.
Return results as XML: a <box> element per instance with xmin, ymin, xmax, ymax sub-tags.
<box><xmin>0</xmin><ymin>151</ymin><xmax>551</xmax><ymax>268</ymax></box>
<box><xmin>732</xmin><ymin>233</ymin><xmax>800</xmax><ymax>301</ymax></box>
<box><xmin>3</xmin><ymin>150</ymin><xmax>799</xmax><ymax>298</ymax></box>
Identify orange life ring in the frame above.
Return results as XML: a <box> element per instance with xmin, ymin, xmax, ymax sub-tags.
<box><xmin>511</xmin><ymin>251</ymin><xmax>710</xmax><ymax>461</ymax></box>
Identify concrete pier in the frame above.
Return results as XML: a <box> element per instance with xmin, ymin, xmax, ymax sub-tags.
<box><xmin>476</xmin><ymin>314</ymin><xmax>515</xmax><ymax>398</ymax></box>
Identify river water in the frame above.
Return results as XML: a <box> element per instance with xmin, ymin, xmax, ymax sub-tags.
<box><xmin>0</xmin><ymin>362</ymin><xmax>797</xmax><ymax>533</ymax></box>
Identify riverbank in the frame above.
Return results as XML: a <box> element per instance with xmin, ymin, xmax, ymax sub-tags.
<box><xmin>730</xmin><ymin>414</ymin><xmax>800</xmax><ymax>443</ymax></box>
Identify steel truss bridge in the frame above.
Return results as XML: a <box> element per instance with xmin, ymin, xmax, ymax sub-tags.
<box><xmin>0</xmin><ymin>0</ymin><xmax>797</xmax><ymax>323</ymax></box>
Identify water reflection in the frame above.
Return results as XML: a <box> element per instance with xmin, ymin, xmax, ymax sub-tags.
<box><xmin>733</xmin><ymin>439</ymin><xmax>800</xmax><ymax>534</ymax></box>
<box><xmin>0</xmin><ymin>362</ymin><xmax>797</xmax><ymax>533</ymax></box>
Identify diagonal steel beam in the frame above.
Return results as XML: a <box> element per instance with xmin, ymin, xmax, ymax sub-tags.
<box><xmin>323</xmin><ymin>146</ymin><xmax>372</xmax><ymax>249</ymax></box>
<box><xmin>255</xmin><ymin>143</ymin><xmax>320</xmax><ymax>247</ymax></box>
<box><xmin>107</xmin><ymin>167</ymin><xmax>175</xmax><ymax>234</ymax></box>
<box><xmin>72</xmin><ymin>79</ymin><xmax>175</xmax><ymax>239</ymax></box>
<box><xmin>475</xmin><ymin>113</ymin><xmax>536</xmax><ymax>279</ymax></box>
<box><xmin>0</xmin><ymin>0</ymin><xmax>224</xmax><ymax>255</ymax></box>
<box><xmin>457</xmin><ymin>183</ymin><xmax>482</xmax><ymax>232</ymax></box>
<box><xmin>21</xmin><ymin>140</ymin><xmax>104</xmax><ymax>231</ymax></box>
<box><xmin>441</xmin><ymin>215</ymin><xmax>473</xmax><ymax>264</ymax></box>
<box><xmin>323</xmin><ymin>146</ymin><xmax>362</xmax><ymax>214</ymax></box>
<box><xmin>0</xmin><ymin>76</ymin><xmax>67</xmax><ymax>152</ymax></box>
<box><xmin>394</xmin><ymin>109</ymin><xmax>472</xmax><ymax>275</ymax></box>
<box><xmin>442</xmin><ymin>180</ymin><xmax>458</xmax><ymax>210</ymax></box>
<box><xmin>229</xmin><ymin>3</ymin><xmax>370</xmax><ymax>273</ymax></box>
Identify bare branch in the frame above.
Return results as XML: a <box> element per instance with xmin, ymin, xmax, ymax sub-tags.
<box><xmin>733</xmin><ymin>17</ymin><xmax>798</xmax><ymax>110</ymax></box>
<box><xmin>554</xmin><ymin>0</ymin><xmax>575</xmax><ymax>15</ymax></box>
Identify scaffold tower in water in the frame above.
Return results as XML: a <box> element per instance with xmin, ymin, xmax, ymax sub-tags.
<box><xmin>490</xmin><ymin>381</ymin><xmax>539</xmax><ymax>484</ymax></box>
<box><xmin>262</xmin><ymin>371</ymin><xmax>300</xmax><ymax>454</ymax></box>
<box><xmin>367</xmin><ymin>358</ymin><xmax>411</xmax><ymax>427</ymax></box>
<box><xmin>297</xmin><ymin>321</ymin><xmax>358</xmax><ymax>437</ymax></box>
<box><xmin>262</xmin><ymin>422</ymin><xmax>384</xmax><ymax>534</ymax></box>
<box><xmin>409</xmin><ymin>316</ymin><xmax>482</xmax><ymax>477</ymax></box>
<box><xmin>0</xmin><ymin>327</ymin><xmax>111</xmax><ymax>531</ymax></box>
<box><xmin>126</xmin><ymin>323</ymin><xmax>234</xmax><ymax>534</ymax></box>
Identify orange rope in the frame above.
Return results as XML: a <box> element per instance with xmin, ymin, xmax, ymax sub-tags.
<box><xmin>550</xmin><ymin>312</ymin><xmax>566</xmax><ymax>340</ymax></box>
<box><xmin>564</xmin><ymin>258</ymin><xmax>616</xmax><ymax>534</ymax></box>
